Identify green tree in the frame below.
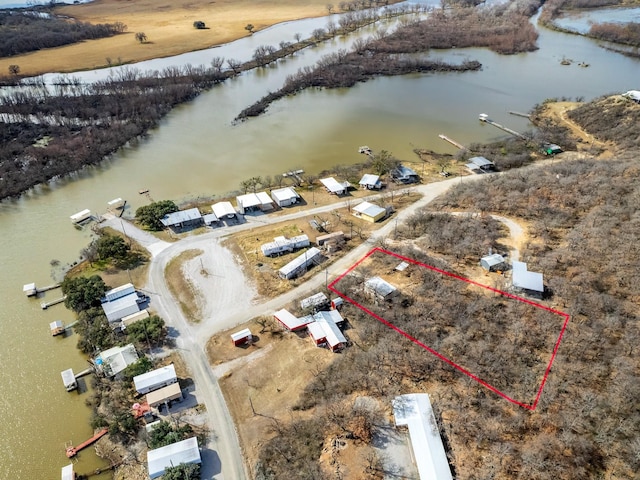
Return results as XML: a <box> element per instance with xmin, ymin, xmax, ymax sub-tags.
<box><xmin>135</xmin><ymin>200</ymin><xmax>178</xmax><ymax>230</ymax></box>
<box><xmin>148</xmin><ymin>421</ymin><xmax>194</xmax><ymax>449</ymax></box>
<box><xmin>163</xmin><ymin>463</ymin><xmax>200</xmax><ymax>480</ymax></box>
<box><xmin>126</xmin><ymin>315</ymin><xmax>166</xmax><ymax>348</ymax></box>
<box><xmin>371</xmin><ymin>149</ymin><xmax>399</xmax><ymax>175</ymax></box>
<box><xmin>96</xmin><ymin>234</ymin><xmax>130</xmax><ymax>262</ymax></box>
<box><xmin>74</xmin><ymin>307</ymin><xmax>116</xmax><ymax>354</ymax></box>
<box><xmin>121</xmin><ymin>356</ymin><xmax>153</xmax><ymax>383</ymax></box>
<box><xmin>62</xmin><ymin>275</ymin><xmax>107</xmax><ymax>312</ymax></box>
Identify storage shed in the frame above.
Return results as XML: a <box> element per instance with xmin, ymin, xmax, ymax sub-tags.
<box><xmin>147</xmin><ymin>437</ymin><xmax>201</xmax><ymax>479</ymax></box>
<box><xmin>134</xmin><ymin>365</ymin><xmax>177</xmax><ymax>395</ymax></box>
<box><xmin>352</xmin><ymin>201</ymin><xmax>386</xmax><ymax>223</ymax></box>
<box><xmin>231</xmin><ymin>328</ymin><xmax>253</xmax><ymax>346</ymax></box>
<box><xmin>50</xmin><ymin>320</ymin><xmax>65</xmax><ymax>336</ymax></box>
<box><xmin>480</xmin><ymin>253</ymin><xmax>506</xmax><ymax>271</ymax></box>
<box><xmin>393</xmin><ymin>393</ymin><xmax>453</xmax><ymax>480</ymax></box>
<box><xmin>160</xmin><ymin>208</ymin><xmax>203</xmax><ymax>229</ymax></box>
<box><xmin>466</xmin><ymin>156</ymin><xmax>495</xmax><ymax>172</ymax></box>
<box><xmin>278</xmin><ymin>247</ymin><xmax>322</xmax><ymax>279</ymax></box>
<box><xmin>146</xmin><ymin>382</ymin><xmax>183</xmax><ymax>408</ymax></box>
<box><xmin>300</xmin><ymin>292</ymin><xmax>330</xmax><ymax>311</ymax></box>
<box><xmin>365</xmin><ymin>277</ymin><xmax>398</xmax><ymax>300</ymax></box>
<box><xmin>512</xmin><ymin>261</ymin><xmax>544</xmax><ymax>294</ymax></box>
<box><xmin>236</xmin><ymin>192</ymin><xmax>274</xmax><ymax>214</ymax></box>
<box><xmin>316</xmin><ymin>231</ymin><xmax>345</xmax><ymax>246</ymax></box>
<box><xmin>320</xmin><ymin>177</ymin><xmax>350</xmax><ymax>195</ymax></box>
<box><xmin>211</xmin><ymin>201</ymin><xmax>237</xmax><ymax>219</ymax></box>
<box><xmin>271</xmin><ymin>187</ymin><xmax>300</xmax><ymax>207</ymax></box>
<box><xmin>274</xmin><ymin>309</ymin><xmax>315</xmax><ymax>331</ymax></box>
<box><xmin>359</xmin><ymin>174</ymin><xmax>382</xmax><ymax>190</ymax></box>
<box><xmin>104</xmin><ymin>283</ymin><xmax>135</xmax><ymax>302</ymax></box>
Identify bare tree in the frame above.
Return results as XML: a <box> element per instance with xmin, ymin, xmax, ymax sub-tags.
<box><xmin>135</xmin><ymin>32</ymin><xmax>147</xmax><ymax>43</ymax></box>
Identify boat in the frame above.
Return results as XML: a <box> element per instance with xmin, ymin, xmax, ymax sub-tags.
<box><xmin>358</xmin><ymin>146</ymin><xmax>372</xmax><ymax>155</ymax></box>
<box><xmin>139</xmin><ymin>188</ymin><xmax>149</xmax><ymax>195</ymax></box>
<box><xmin>70</xmin><ymin>209</ymin><xmax>92</xmax><ymax>224</ymax></box>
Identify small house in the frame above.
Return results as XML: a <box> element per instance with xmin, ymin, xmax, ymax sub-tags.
<box><xmin>278</xmin><ymin>247</ymin><xmax>323</xmax><ymax>280</ymax></box>
<box><xmin>23</xmin><ymin>283</ymin><xmax>37</xmax><ymax>297</ymax></box>
<box><xmin>359</xmin><ymin>174</ymin><xmax>382</xmax><ymax>190</ymax></box>
<box><xmin>274</xmin><ymin>308</ymin><xmax>315</xmax><ymax>331</ymax></box>
<box><xmin>320</xmin><ymin>177</ymin><xmax>350</xmax><ymax>195</ymax></box>
<box><xmin>391</xmin><ymin>165</ymin><xmax>419</xmax><ymax>184</ymax></box>
<box><xmin>316</xmin><ymin>231</ymin><xmax>345</xmax><ymax>246</ymax></box>
<box><xmin>102</xmin><ymin>292</ymin><xmax>141</xmax><ymax>322</ymax></box>
<box><xmin>307</xmin><ymin>314</ymin><xmax>347</xmax><ymax>352</ymax></box>
<box><xmin>236</xmin><ymin>192</ymin><xmax>274</xmax><ymax>215</ymax></box>
<box><xmin>160</xmin><ymin>208</ymin><xmax>203</xmax><ymax>230</ymax></box>
<box><xmin>480</xmin><ymin>253</ymin><xmax>506</xmax><ymax>272</ymax></box>
<box><xmin>300</xmin><ymin>292</ymin><xmax>330</xmax><ymax>311</ymax></box>
<box><xmin>61</xmin><ymin>368</ymin><xmax>77</xmax><ymax>392</ymax></box>
<box><xmin>146</xmin><ymin>382</ymin><xmax>183</xmax><ymax>409</ymax></box>
<box><xmin>261</xmin><ymin>234</ymin><xmax>310</xmax><ymax>257</ymax></box>
<box><xmin>95</xmin><ymin>344</ymin><xmax>139</xmax><ymax>378</ymax></box>
<box><xmin>211</xmin><ymin>201</ymin><xmax>237</xmax><ymax>219</ymax></box>
<box><xmin>147</xmin><ymin>437</ymin><xmax>201</xmax><ymax>480</ymax></box>
<box><xmin>61</xmin><ymin>464</ymin><xmax>75</xmax><ymax>480</ymax></box>
<box><xmin>231</xmin><ymin>328</ymin><xmax>253</xmax><ymax>346</ymax></box>
<box><xmin>365</xmin><ymin>276</ymin><xmax>398</xmax><ymax>301</ymax></box>
<box><xmin>465</xmin><ymin>156</ymin><xmax>495</xmax><ymax>173</ymax></box>
<box><xmin>50</xmin><ymin>320</ymin><xmax>65</xmax><ymax>336</ymax></box>
<box><xmin>133</xmin><ymin>365</ymin><xmax>177</xmax><ymax>395</ymax></box>
<box><xmin>512</xmin><ymin>261</ymin><xmax>544</xmax><ymax>295</ymax></box>
<box><xmin>70</xmin><ymin>209</ymin><xmax>92</xmax><ymax>224</ymax></box>
<box><xmin>352</xmin><ymin>201</ymin><xmax>386</xmax><ymax>223</ymax></box>
<box><xmin>271</xmin><ymin>187</ymin><xmax>300</xmax><ymax>207</ymax></box>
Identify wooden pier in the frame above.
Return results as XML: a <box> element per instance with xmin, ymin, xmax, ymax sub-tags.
<box><xmin>509</xmin><ymin>111</ymin><xmax>531</xmax><ymax>119</ymax></box>
<box><xmin>479</xmin><ymin>113</ymin><xmax>527</xmax><ymax>140</ymax></box>
<box><xmin>24</xmin><ymin>282</ymin><xmax>61</xmax><ymax>297</ymax></box>
<box><xmin>41</xmin><ymin>295</ymin><xmax>67</xmax><ymax>310</ymax></box>
<box><xmin>282</xmin><ymin>169</ymin><xmax>304</xmax><ymax>184</ymax></box>
<box><xmin>438</xmin><ymin>134</ymin><xmax>467</xmax><ymax>150</ymax></box>
<box><xmin>66</xmin><ymin>428</ymin><xmax>108</xmax><ymax>458</ymax></box>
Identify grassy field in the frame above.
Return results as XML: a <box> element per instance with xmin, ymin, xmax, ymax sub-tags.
<box><xmin>0</xmin><ymin>0</ymin><xmax>330</xmax><ymax>76</ymax></box>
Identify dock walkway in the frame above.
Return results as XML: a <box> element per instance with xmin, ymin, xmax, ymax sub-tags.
<box><xmin>66</xmin><ymin>428</ymin><xmax>108</xmax><ymax>458</ymax></box>
<box><xmin>41</xmin><ymin>295</ymin><xmax>67</xmax><ymax>310</ymax></box>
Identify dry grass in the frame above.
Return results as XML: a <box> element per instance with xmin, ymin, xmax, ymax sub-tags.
<box><xmin>0</xmin><ymin>0</ymin><xmax>330</xmax><ymax>76</ymax></box>
<box><xmin>164</xmin><ymin>249</ymin><xmax>204</xmax><ymax>323</ymax></box>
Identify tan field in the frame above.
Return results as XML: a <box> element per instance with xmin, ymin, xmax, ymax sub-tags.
<box><xmin>1</xmin><ymin>0</ymin><xmax>331</xmax><ymax>76</ymax></box>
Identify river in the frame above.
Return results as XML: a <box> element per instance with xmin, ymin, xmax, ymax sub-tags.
<box><xmin>0</xmin><ymin>4</ymin><xmax>638</xmax><ymax>479</ymax></box>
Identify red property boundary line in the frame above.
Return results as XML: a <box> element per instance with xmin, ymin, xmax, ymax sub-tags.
<box><xmin>328</xmin><ymin>247</ymin><xmax>571</xmax><ymax>411</ymax></box>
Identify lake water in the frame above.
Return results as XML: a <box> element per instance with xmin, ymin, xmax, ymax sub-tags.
<box><xmin>0</xmin><ymin>4</ymin><xmax>639</xmax><ymax>479</ymax></box>
<box><xmin>554</xmin><ymin>7</ymin><xmax>640</xmax><ymax>34</ymax></box>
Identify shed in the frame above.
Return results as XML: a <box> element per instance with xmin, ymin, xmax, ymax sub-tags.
<box><xmin>134</xmin><ymin>365</ymin><xmax>177</xmax><ymax>395</ymax></box>
<box><xmin>146</xmin><ymin>382</ymin><xmax>183</xmax><ymax>408</ymax></box>
<box><xmin>320</xmin><ymin>177</ymin><xmax>349</xmax><ymax>195</ymax></box>
<box><xmin>543</xmin><ymin>143</ymin><xmax>563</xmax><ymax>155</ymax></box>
<box><xmin>274</xmin><ymin>308</ymin><xmax>315</xmax><ymax>331</ymax></box>
<box><xmin>50</xmin><ymin>320</ymin><xmax>65</xmax><ymax>336</ymax></box>
<box><xmin>102</xmin><ymin>292</ymin><xmax>141</xmax><ymax>322</ymax></box>
<box><xmin>61</xmin><ymin>368</ymin><xmax>77</xmax><ymax>392</ymax></box>
<box><xmin>147</xmin><ymin>437</ymin><xmax>201</xmax><ymax>479</ymax></box>
<box><xmin>300</xmin><ymin>292</ymin><xmax>330</xmax><ymax>311</ymax></box>
<box><xmin>261</xmin><ymin>234</ymin><xmax>310</xmax><ymax>257</ymax></box>
<box><xmin>395</xmin><ymin>261</ymin><xmax>409</xmax><ymax>272</ymax></box>
<box><xmin>365</xmin><ymin>277</ymin><xmax>398</xmax><ymax>300</ymax></box>
<box><xmin>391</xmin><ymin>165</ymin><xmax>419</xmax><ymax>184</ymax></box>
<box><xmin>359</xmin><ymin>174</ymin><xmax>382</xmax><ymax>189</ymax></box>
<box><xmin>96</xmin><ymin>344</ymin><xmax>139</xmax><ymax>378</ymax></box>
<box><xmin>121</xmin><ymin>309</ymin><xmax>150</xmax><ymax>328</ymax></box>
<box><xmin>316</xmin><ymin>231</ymin><xmax>345</xmax><ymax>246</ymax></box>
<box><xmin>480</xmin><ymin>253</ymin><xmax>506</xmax><ymax>271</ymax></box>
<box><xmin>104</xmin><ymin>283</ymin><xmax>135</xmax><ymax>302</ymax></box>
<box><xmin>236</xmin><ymin>192</ymin><xmax>275</xmax><ymax>214</ymax></box>
<box><xmin>160</xmin><ymin>208</ymin><xmax>203</xmax><ymax>229</ymax></box>
<box><xmin>202</xmin><ymin>213</ymin><xmax>219</xmax><ymax>226</ymax></box>
<box><xmin>278</xmin><ymin>247</ymin><xmax>322</xmax><ymax>280</ymax></box>
<box><xmin>271</xmin><ymin>187</ymin><xmax>300</xmax><ymax>207</ymax></box>
<box><xmin>107</xmin><ymin>198</ymin><xmax>125</xmax><ymax>209</ymax></box>
<box><xmin>331</xmin><ymin>297</ymin><xmax>344</xmax><ymax>310</ymax></box>
<box><xmin>61</xmin><ymin>464</ymin><xmax>75</xmax><ymax>480</ymax></box>
<box><xmin>352</xmin><ymin>201</ymin><xmax>386</xmax><ymax>223</ymax></box>
<box><xmin>393</xmin><ymin>393</ymin><xmax>453</xmax><ymax>480</ymax></box>
<box><xmin>70</xmin><ymin>209</ymin><xmax>91</xmax><ymax>224</ymax></box>
<box><xmin>211</xmin><ymin>201</ymin><xmax>236</xmax><ymax>219</ymax></box>
<box><xmin>23</xmin><ymin>282</ymin><xmax>37</xmax><ymax>297</ymax></box>
<box><xmin>512</xmin><ymin>261</ymin><xmax>544</xmax><ymax>293</ymax></box>
<box><xmin>231</xmin><ymin>328</ymin><xmax>253</xmax><ymax>346</ymax></box>
<box><xmin>307</xmin><ymin>315</ymin><xmax>347</xmax><ymax>351</ymax></box>
<box><xmin>466</xmin><ymin>156</ymin><xmax>494</xmax><ymax>172</ymax></box>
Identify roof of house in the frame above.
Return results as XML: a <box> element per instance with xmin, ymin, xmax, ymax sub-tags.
<box><xmin>320</xmin><ymin>177</ymin><xmax>347</xmax><ymax>193</ymax></box>
<box><xmin>271</xmin><ymin>187</ymin><xmax>299</xmax><ymax>201</ymax></box>
<box><xmin>512</xmin><ymin>261</ymin><xmax>544</xmax><ymax>292</ymax></box>
<box><xmin>481</xmin><ymin>253</ymin><xmax>506</xmax><ymax>267</ymax></box>
<box><xmin>313</xmin><ymin>310</ymin><xmax>344</xmax><ymax>325</ymax></box>
<box><xmin>147</xmin><ymin>437</ymin><xmax>201</xmax><ymax>479</ymax></box>
<box><xmin>300</xmin><ymin>292</ymin><xmax>329</xmax><ymax>310</ymax></box>
<box><xmin>365</xmin><ymin>276</ymin><xmax>397</xmax><ymax>297</ymax></box>
<box><xmin>133</xmin><ymin>365</ymin><xmax>177</xmax><ymax>393</ymax></box>
<box><xmin>359</xmin><ymin>173</ymin><xmax>380</xmax><ymax>186</ymax></box>
<box><xmin>237</xmin><ymin>192</ymin><xmax>273</xmax><ymax>209</ymax></box>
<box><xmin>202</xmin><ymin>213</ymin><xmax>218</xmax><ymax>225</ymax></box>
<box><xmin>50</xmin><ymin>320</ymin><xmax>64</xmax><ymax>330</ymax></box>
<box><xmin>96</xmin><ymin>344</ymin><xmax>139</xmax><ymax>376</ymax></box>
<box><xmin>104</xmin><ymin>283</ymin><xmax>135</xmax><ymax>301</ymax></box>
<box><xmin>279</xmin><ymin>247</ymin><xmax>322</xmax><ymax>277</ymax></box>
<box><xmin>146</xmin><ymin>382</ymin><xmax>182</xmax><ymax>406</ymax></box>
<box><xmin>392</xmin><ymin>165</ymin><xmax>418</xmax><ymax>178</ymax></box>
<box><xmin>160</xmin><ymin>208</ymin><xmax>202</xmax><ymax>227</ymax></box>
<box><xmin>393</xmin><ymin>393</ymin><xmax>453</xmax><ymax>480</ymax></box>
<box><xmin>102</xmin><ymin>292</ymin><xmax>140</xmax><ymax>322</ymax></box>
<box><xmin>309</xmin><ymin>315</ymin><xmax>347</xmax><ymax>349</ymax></box>
<box><xmin>122</xmin><ymin>309</ymin><xmax>149</xmax><ymax>327</ymax></box>
<box><xmin>353</xmin><ymin>201</ymin><xmax>386</xmax><ymax>219</ymax></box>
<box><xmin>469</xmin><ymin>156</ymin><xmax>494</xmax><ymax>168</ymax></box>
<box><xmin>231</xmin><ymin>328</ymin><xmax>252</xmax><ymax>342</ymax></box>
<box><xmin>211</xmin><ymin>201</ymin><xmax>236</xmax><ymax>218</ymax></box>
<box><xmin>61</xmin><ymin>464</ymin><xmax>74</xmax><ymax>480</ymax></box>
<box><xmin>274</xmin><ymin>308</ymin><xmax>315</xmax><ymax>331</ymax></box>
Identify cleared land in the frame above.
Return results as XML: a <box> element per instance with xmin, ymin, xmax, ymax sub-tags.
<box><xmin>0</xmin><ymin>0</ymin><xmax>331</xmax><ymax>76</ymax></box>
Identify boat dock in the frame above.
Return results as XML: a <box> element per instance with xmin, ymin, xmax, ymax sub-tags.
<box><xmin>23</xmin><ymin>282</ymin><xmax>61</xmax><ymax>297</ymax></box>
<box><xmin>282</xmin><ymin>169</ymin><xmax>304</xmax><ymax>184</ymax></box>
<box><xmin>479</xmin><ymin>113</ymin><xmax>527</xmax><ymax>140</ymax></box>
<box><xmin>41</xmin><ymin>295</ymin><xmax>67</xmax><ymax>310</ymax></box>
<box><xmin>65</xmin><ymin>428</ymin><xmax>108</xmax><ymax>458</ymax></box>
<box><xmin>438</xmin><ymin>134</ymin><xmax>467</xmax><ymax>150</ymax></box>
<box><xmin>509</xmin><ymin>111</ymin><xmax>531</xmax><ymax>119</ymax></box>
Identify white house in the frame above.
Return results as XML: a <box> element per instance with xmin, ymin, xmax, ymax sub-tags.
<box><xmin>352</xmin><ymin>201</ymin><xmax>387</xmax><ymax>223</ymax></box>
<box><xmin>133</xmin><ymin>365</ymin><xmax>177</xmax><ymax>395</ymax></box>
<box><xmin>211</xmin><ymin>201</ymin><xmax>237</xmax><ymax>219</ymax></box>
<box><xmin>95</xmin><ymin>344</ymin><xmax>139</xmax><ymax>378</ymax></box>
<box><xmin>147</xmin><ymin>437</ymin><xmax>201</xmax><ymax>479</ymax></box>
<box><xmin>271</xmin><ymin>187</ymin><xmax>300</xmax><ymax>207</ymax></box>
<box><xmin>102</xmin><ymin>292</ymin><xmax>141</xmax><ymax>323</ymax></box>
<box><xmin>320</xmin><ymin>177</ymin><xmax>350</xmax><ymax>195</ymax></box>
<box><xmin>261</xmin><ymin>234</ymin><xmax>310</xmax><ymax>257</ymax></box>
<box><xmin>359</xmin><ymin>174</ymin><xmax>382</xmax><ymax>189</ymax></box>
<box><xmin>236</xmin><ymin>192</ymin><xmax>274</xmax><ymax>214</ymax></box>
<box><xmin>393</xmin><ymin>393</ymin><xmax>453</xmax><ymax>480</ymax></box>
<box><xmin>512</xmin><ymin>261</ymin><xmax>544</xmax><ymax>294</ymax></box>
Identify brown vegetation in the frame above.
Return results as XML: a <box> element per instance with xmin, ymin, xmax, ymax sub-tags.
<box><xmin>164</xmin><ymin>249</ymin><xmax>205</xmax><ymax>323</ymax></box>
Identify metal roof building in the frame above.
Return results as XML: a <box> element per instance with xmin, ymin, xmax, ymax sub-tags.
<box><xmin>61</xmin><ymin>464</ymin><xmax>74</xmax><ymax>480</ymax></box>
<box><xmin>122</xmin><ymin>309</ymin><xmax>150</xmax><ymax>328</ymax></box>
<box><xmin>365</xmin><ymin>276</ymin><xmax>398</xmax><ymax>300</ymax></box>
<box><xmin>512</xmin><ymin>261</ymin><xmax>544</xmax><ymax>293</ymax></box>
<box><xmin>147</xmin><ymin>437</ymin><xmax>201</xmax><ymax>479</ymax></box>
<box><xmin>134</xmin><ymin>365</ymin><xmax>177</xmax><ymax>395</ymax></box>
<box><xmin>231</xmin><ymin>328</ymin><xmax>253</xmax><ymax>346</ymax></box>
<box><xmin>212</xmin><ymin>201</ymin><xmax>236</xmax><ymax>219</ymax></box>
<box><xmin>274</xmin><ymin>308</ymin><xmax>316</xmax><ymax>331</ymax></box>
<box><xmin>320</xmin><ymin>177</ymin><xmax>349</xmax><ymax>195</ymax></box>
<box><xmin>480</xmin><ymin>253</ymin><xmax>506</xmax><ymax>271</ymax></box>
<box><xmin>202</xmin><ymin>213</ymin><xmax>219</xmax><ymax>226</ymax></box>
<box><xmin>359</xmin><ymin>174</ymin><xmax>382</xmax><ymax>189</ymax></box>
<box><xmin>393</xmin><ymin>393</ymin><xmax>453</xmax><ymax>480</ymax></box>
<box><xmin>300</xmin><ymin>292</ymin><xmax>329</xmax><ymax>311</ymax></box>
<box><xmin>104</xmin><ymin>283</ymin><xmax>135</xmax><ymax>302</ymax></box>
<box><xmin>70</xmin><ymin>209</ymin><xmax>91</xmax><ymax>223</ymax></box>
<box><xmin>160</xmin><ymin>208</ymin><xmax>202</xmax><ymax>228</ymax></box>
<box><xmin>278</xmin><ymin>247</ymin><xmax>322</xmax><ymax>279</ymax></box>
<box><xmin>271</xmin><ymin>187</ymin><xmax>300</xmax><ymax>207</ymax></box>
<box><xmin>308</xmin><ymin>315</ymin><xmax>347</xmax><ymax>352</ymax></box>
<box><xmin>146</xmin><ymin>382</ymin><xmax>183</xmax><ymax>408</ymax></box>
<box><xmin>391</xmin><ymin>165</ymin><xmax>419</xmax><ymax>184</ymax></box>
<box><xmin>96</xmin><ymin>344</ymin><xmax>139</xmax><ymax>377</ymax></box>
<box><xmin>102</xmin><ymin>292</ymin><xmax>141</xmax><ymax>322</ymax></box>
<box><xmin>352</xmin><ymin>201</ymin><xmax>387</xmax><ymax>223</ymax></box>
<box><xmin>236</xmin><ymin>192</ymin><xmax>274</xmax><ymax>214</ymax></box>
<box><xmin>261</xmin><ymin>234</ymin><xmax>310</xmax><ymax>257</ymax></box>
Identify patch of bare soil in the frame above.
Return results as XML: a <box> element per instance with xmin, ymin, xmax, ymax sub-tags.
<box><xmin>164</xmin><ymin>249</ymin><xmax>204</xmax><ymax>322</ymax></box>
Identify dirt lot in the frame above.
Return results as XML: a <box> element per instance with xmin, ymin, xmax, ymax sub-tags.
<box><xmin>1</xmin><ymin>0</ymin><xmax>330</xmax><ymax>76</ymax></box>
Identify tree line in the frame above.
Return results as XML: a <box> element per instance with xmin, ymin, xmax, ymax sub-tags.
<box><xmin>0</xmin><ymin>10</ymin><xmax>125</xmax><ymax>58</ymax></box>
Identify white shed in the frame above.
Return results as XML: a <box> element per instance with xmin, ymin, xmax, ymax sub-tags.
<box><xmin>480</xmin><ymin>253</ymin><xmax>506</xmax><ymax>271</ymax></box>
<box><xmin>236</xmin><ymin>192</ymin><xmax>275</xmax><ymax>214</ymax></box>
<box><xmin>211</xmin><ymin>201</ymin><xmax>237</xmax><ymax>219</ymax></box>
<box><xmin>147</xmin><ymin>437</ymin><xmax>201</xmax><ymax>479</ymax></box>
<box><xmin>359</xmin><ymin>174</ymin><xmax>382</xmax><ymax>189</ymax></box>
<box><xmin>512</xmin><ymin>261</ymin><xmax>544</xmax><ymax>293</ymax></box>
<box><xmin>320</xmin><ymin>177</ymin><xmax>350</xmax><ymax>195</ymax></box>
<box><xmin>271</xmin><ymin>187</ymin><xmax>300</xmax><ymax>207</ymax></box>
<box><xmin>231</xmin><ymin>328</ymin><xmax>253</xmax><ymax>346</ymax></box>
<box><xmin>104</xmin><ymin>283</ymin><xmax>135</xmax><ymax>302</ymax></box>
<box><xmin>133</xmin><ymin>365</ymin><xmax>177</xmax><ymax>395</ymax></box>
